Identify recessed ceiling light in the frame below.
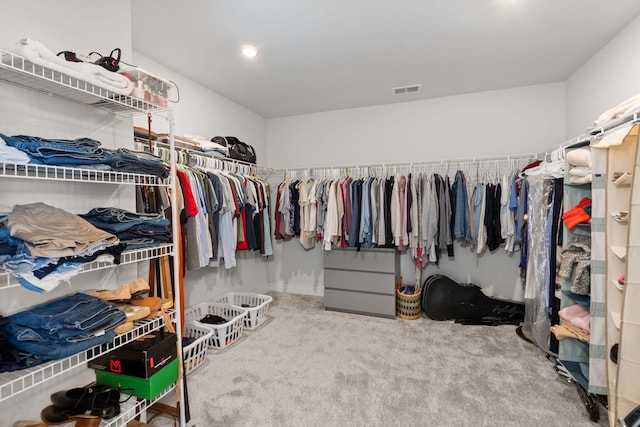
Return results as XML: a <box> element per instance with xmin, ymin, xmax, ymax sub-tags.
<box><xmin>242</xmin><ymin>45</ymin><xmax>258</xmax><ymax>58</ymax></box>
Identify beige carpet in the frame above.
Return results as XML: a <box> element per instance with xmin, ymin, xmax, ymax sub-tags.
<box><xmin>155</xmin><ymin>292</ymin><xmax>608</xmax><ymax>427</ymax></box>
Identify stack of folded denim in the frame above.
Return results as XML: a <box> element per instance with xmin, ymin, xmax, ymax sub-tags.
<box><xmin>0</xmin><ymin>203</ymin><xmax>122</xmax><ymax>292</ymax></box>
<box><xmin>5</xmin><ymin>293</ymin><xmax>126</xmax><ymax>367</ymax></box>
<box><xmin>0</xmin><ymin>133</ymin><xmax>113</xmax><ymax>167</ymax></box>
<box><xmin>80</xmin><ymin>207</ymin><xmax>172</xmax><ymax>249</ymax></box>
<box><xmin>106</xmin><ymin>147</ymin><xmax>169</xmax><ymax>178</ymax></box>
<box><xmin>0</xmin><ymin>134</ymin><xmax>169</xmax><ymax>178</ymax></box>
<box><xmin>0</xmin><ymin>314</ymin><xmax>25</xmax><ymax>372</ymax></box>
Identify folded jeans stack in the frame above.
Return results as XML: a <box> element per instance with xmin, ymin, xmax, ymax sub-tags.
<box><xmin>105</xmin><ymin>147</ymin><xmax>169</xmax><ymax>178</ymax></box>
<box><xmin>80</xmin><ymin>207</ymin><xmax>171</xmax><ymax>249</ymax></box>
<box><xmin>0</xmin><ymin>134</ymin><xmax>168</xmax><ymax>178</ymax></box>
<box><xmin>0</xmin><ymin>133</ymin><xmax>112</xmax><ymax>167</ymax></box>
<box><xmin>6</xmin><ymin>293</ymin><xmax>126</xmax><ymax>366</ymax></box>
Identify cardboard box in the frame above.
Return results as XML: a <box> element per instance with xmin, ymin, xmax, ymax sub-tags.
<box><xmin>90</xmin><ymin>331</ymin><xmax>177</xmax><ymax>378</ymax></box>
<box><xmin>95</xmin><ymin>358</ymin><xmax>179</xmax><ymax>400</ymax></box>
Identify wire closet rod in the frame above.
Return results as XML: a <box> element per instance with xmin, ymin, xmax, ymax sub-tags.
<box><xmin>140</xmin><ymin>139</ymin><xmax>279</xmax><ymax>173</ymax></box>
<box><xmin>281</xmin><ymin>152</ymin><xmax>539</xmax><ymax>173</ymax></box>
<box><xmin>537</xmin><ymin>107</ymin><xmax>640</xmax><ymax>158</ymax></box>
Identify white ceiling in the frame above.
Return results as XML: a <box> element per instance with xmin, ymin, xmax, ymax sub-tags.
<box><xmin>132</xmin><ymin>0</ymin><xmax>640</xmax><ymax>119</ymax></box>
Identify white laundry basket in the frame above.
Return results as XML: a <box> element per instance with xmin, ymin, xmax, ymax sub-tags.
<box><xmin>182</xmin><ymin>321</ymin><xmax>214</xmax><ymax>375</ymax></box>
<box><xmin>184</xmin><ymin>302</ymin><xmax>247</xmax><ymax>349</ymax></box>
<box><xmin>213</xmin><ymin>292</ymin><xmax>273</xmax><ymax>330</ymax></box>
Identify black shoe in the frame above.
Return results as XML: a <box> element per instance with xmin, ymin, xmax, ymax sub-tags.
<box><xmin>50</xmin><ymin>382</ymin><xmax>120</xmax><ymax>419</ymax></box>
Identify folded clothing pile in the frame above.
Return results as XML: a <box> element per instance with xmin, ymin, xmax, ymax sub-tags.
<box><xmin>551</xmin><ymin>302</ymin><xmax>591</xmax><ymax>343</ymax></box>
<box><xmin>593</xmin><ymin>92</ymin><xmax>640</xmax><ymax>128</ymax></box>
<box><xmin>562</xmin><ymin>197</ymin><xmax>591</xmax><ymax>230</ymax></box>
<box><xmin>559</xmin><ymin>233</ymin><xmax>591</xmax><ymax>295</ymax></box>
<box><xmin>566</xmin><ymin>147</ymin><xmax>592</xmax><ymax>184</ymax></box>
<box><xmin>5</xmin><ymin>293</ymin><xmax>126</xmax><ymax>367</ymax></box>
<box><xmin>79</xmin><ymin>206</ymin><xmax>172</xmax><ymax>249</ymax></box>
<box><xmin>1</xmin><ymin>202</ymin><xmax>123</xmax><ymax>292</ymax></box>
<box><xmin>4</xmin><ymin>38</ymin><xmax>133</xmax><ymax>95</ymax></box>
<box><xmin>0</xmin><ymin>133</ymin><xmax>168</xmax><ymax>178</ymax></box>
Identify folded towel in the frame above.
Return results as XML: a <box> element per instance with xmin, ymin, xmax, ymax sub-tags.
<box><xmin>569</xmin><ymin>174</ymin><xmax>592</xmax><ymax>184</ymax></box>
<box><xmin>593</xmin><ymin>93</ymin><xmax>640</xmax><ymax>128</ymax></box>
<box><xmin>558</xmin><ymin>304</ymin><xmax>590</xmax><ymax>332</ymax></box>
<box><xmin>5</xmin><ymin>39</ymin><xmax>133</xmax><ymax>95</ymax></box>
<box><xmin>565</xmin><ymin>147</ymin><xmax>591</xmax><ymax>168</ymax></box>
<box><xmin>569</xmin><ymin>166</ymin><xmax>592</xmax><ymax>177</ymax></box>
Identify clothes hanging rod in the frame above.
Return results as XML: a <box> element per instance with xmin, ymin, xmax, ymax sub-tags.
<box><xmin>137</xmin><ymin>139</ymin><xmax>278</xmax><ymax>172</ymax></box>
<box><xmin>280</xmin><ymin>152</ymin><xmax>538</xmax><ymax>173</ymax></box>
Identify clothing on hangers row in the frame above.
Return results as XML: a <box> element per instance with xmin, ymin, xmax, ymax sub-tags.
<box><xmin>275</xmin><ymin>160</ymin><xmax>538</xmax><ymax>271</ymax></box>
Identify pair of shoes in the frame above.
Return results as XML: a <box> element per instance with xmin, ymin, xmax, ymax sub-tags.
<box><xmin>115</xmin><ymin>302</ymin><xmax>152</xmax><ymax>321</ymax></box>
<box><xmin>130</xmin><ymin>296</ymin><xmax>162</xmax><ymax>311</ymax></box>
<box><xmin>86</xmin><ymin>278</ymin><xmax>150</xmax><ymax>302</ymax></box>
<box><xmin>39</xmin><ymin>408</ymin><xmax>100</xmax><ymax>426</ymax></box>
<box><xmin>41</xmin><ymin>382</ymin><xmax>121</xmax><ymax>425</ymax></box>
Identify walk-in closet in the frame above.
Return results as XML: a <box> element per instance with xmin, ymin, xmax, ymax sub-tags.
<box><xmin>2</xmin><ymin>1</ymin><xmax>640</xmax><ymax>426</ymax></box>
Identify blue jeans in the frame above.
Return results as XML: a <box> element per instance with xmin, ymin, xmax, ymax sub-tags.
<box><xmin>9</xmin><ymin>331</ymin><xmax>115</xmax><ymax>362</ymax></box>
<box><xmin>118</xmin><ymin>225</ymin><xmax>172</xmax><ymax>242</ymax></box>
<box><xmin>0</xmin><ymin>134</ymin><xmax>113</xmax><ymax>166</ymax></box>
<box><xmin>9</xmin><ymin>293</ymin><xmax>126</xmax><ymax>335</ymax></box>
<box><xmin>80</xmin><ymin>207</ymin><xmax>169</xmax><ymax>234</ymax></box>
<box><xmin>107</xmin><ymin>148</ymin><xmax>169</xmax><ymax>178</ymax></box>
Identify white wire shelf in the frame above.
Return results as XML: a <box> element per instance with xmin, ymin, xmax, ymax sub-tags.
<box><xmin>0</xmin><ymin>244</ymin><xmax>173</xmax><ymax>290</ymax></box>
<box><xmin>0</xmin><ymin>311</ymin><xmax>174</xmax><ymax>404</ymax></box>
<box><xmin>0</xmin><ymin>162</ymin><xmax>169</xmax><ymax>186</ymax></box>
<box><xmin>0</xmin><ymin>49</ymin><xmax>167</xmax><ymax>115</ymax></box>
<box><xmin>104</xmin><ymin>383</ymin><xmax>177</xmax><ymax>427</ymax></box>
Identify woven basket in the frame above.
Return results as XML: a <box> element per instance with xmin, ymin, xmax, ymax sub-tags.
<box><xmin>396</xmin><ymin>286</ymin><xmax>423</xmax><ymax>320</ymax></box>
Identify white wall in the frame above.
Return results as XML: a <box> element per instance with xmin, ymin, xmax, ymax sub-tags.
<box><xmin>266</xmin><ymin>83</ymin><xmax>566</xmax><ymax>300</ymax></box>
<box><xmin>565</xmin><ymin>13</ymin><xmax>640</xmax><ymax>138</ymax></box>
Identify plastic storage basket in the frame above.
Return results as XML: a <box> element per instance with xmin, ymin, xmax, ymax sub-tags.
<box><xmin>213</xmin><ymin>292</ymin><xmax>273</xmax><ymax>330</ymax></box>
<box><xmin>182</xmin><ymin>321</ymin><xmax>214</xmax><ymax>375</ymax></box>
<box><xmin>184</xmin><ymin>302</ymin><xmax>247</xmax><ymax>350</ymax></box>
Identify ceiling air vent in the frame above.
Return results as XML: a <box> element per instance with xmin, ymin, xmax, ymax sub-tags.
<box><xmin>392</xmin><ymin>84</ymin><xmax>421</xmax><ymax>95</ymax></box>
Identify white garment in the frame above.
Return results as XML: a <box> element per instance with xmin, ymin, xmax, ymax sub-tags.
<box><xmin>569</xmin><ymin>166</ymin><xmax>592</xmax><ymax>177</ymax></box>
<box><xmin>0</xmin><ymin>135</ymin><xmax>30</xmax><ymax>164</ymax></box>
<box><xmin>565</xmin><ymin>148</ymin><xmax>592</xmax><ymax>168</ymax></box>
<box><xmin>323</xmin><ymin>180</ymin><xmax>339</xmax><ymax>250</ymax></box>
<box><xmin>500</xmin><ymin>171</ymin><xmax>516</xmax><ymax>253</ymax></box>
<box><xmin>299</xmin><ymin>179</ymin><xmax>315</xmax><ymax>250</ymax></box>
<box><xmin>593</xmin><ymin>93</ymin><xmax>640</xmax><ymax>128</ymax></box>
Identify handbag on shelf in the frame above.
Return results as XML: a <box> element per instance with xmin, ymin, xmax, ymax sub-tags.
<box><xmin>225</xmin><ymin>136</ymin><xmax>256</xmax><ymax>164</ymax></box>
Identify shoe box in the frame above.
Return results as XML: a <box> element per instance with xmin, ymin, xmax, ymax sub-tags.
<box><xmin>89</xmin><ymin>331</ymin><xmax>177</xmax><ymax>378</ymax></box>
<box><xmin>95</xmin><ymin>358</ymin><xmax>179</xmax><ymax>400</ymax></box>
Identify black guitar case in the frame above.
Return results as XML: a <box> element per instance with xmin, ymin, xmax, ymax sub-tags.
<box><xmin>421</xmin><ymin>274</ymin><xmax>524</xmax><ymax>325</ymax></box>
